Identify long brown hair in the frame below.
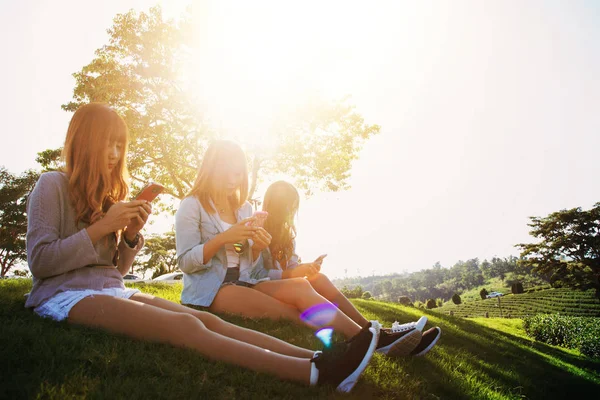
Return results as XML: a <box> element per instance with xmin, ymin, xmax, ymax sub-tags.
<box><xmin>62</xmin><ymin>103</ymin><xmax>129</xmax><ymax>225</ymax></box>
<box><xmin>188</xmin><ymin>140</ymin><xmax>249</xmax><ymax>214</ymax></box>
<box><xmin>262</xmin><ymin>181</ymin><xmax>299</xmax><ymax>269</ymax></box>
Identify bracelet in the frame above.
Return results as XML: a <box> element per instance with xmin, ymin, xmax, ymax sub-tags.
<box><xmin>123</xmin><ymin>232</ymin><xmax>140</xmax><ymax>248</ymax></box>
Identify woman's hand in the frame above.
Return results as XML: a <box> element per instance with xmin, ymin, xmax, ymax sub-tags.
<box><xmin>218</xmin><ymin>217</ymin><xmax>257</xmax><ymax>245</ymax></box>
<box><xmin>289</xmin><ymin>263</ymin><xmax>320</xmax><ymax>278</ymax></box>
<box><xmin>252</xmin><ymin>228</ymin><xmax>272</xmax><ymax>252</ymax></box>
<box><xmin>124</xmin><ymin>201</ymin><xmax>152</xmax><ymax>239</ymax></box>
<box><xmin>87</xmin><ymin>200</ymin><xmax>148</xmax><ymax>244</ymax></box>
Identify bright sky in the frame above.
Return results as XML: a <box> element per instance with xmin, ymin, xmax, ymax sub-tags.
<box><xmin>1</xmin><ymin>1</ymin><xmax>599</xmax><ymax>279</ymax></box>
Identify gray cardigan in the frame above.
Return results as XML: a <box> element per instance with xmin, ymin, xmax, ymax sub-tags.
<box><xmin>25</xmin><ymin>172</ymin><xmax>143</xmax><ymax>308</ymax></box>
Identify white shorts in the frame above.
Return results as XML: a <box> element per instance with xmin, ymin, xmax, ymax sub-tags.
<box><xmin>34</xmin><ymin>287</ymin><xmax>140</xmax><ymax>322</ymax></box>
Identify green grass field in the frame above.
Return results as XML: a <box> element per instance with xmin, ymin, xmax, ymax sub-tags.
<box><xmin>434</xmin><ymin>288</ymin><xmax>600</xmax><ymax>319</ymax></box>
<box><xmin>1</xmin><ymin>279</ymin><xmax>598</xmax><ymax>399</ymax></box>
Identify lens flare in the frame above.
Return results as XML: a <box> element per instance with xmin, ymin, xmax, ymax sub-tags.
<box><xmin>315</xmin><ymin>328</ymin><xmax>334</xmax><ymax>348</ymax></box>
<box><xmin>300</xmin><ymin>303</ymin><xmax>337</xmax><ymax>327</ymax></box>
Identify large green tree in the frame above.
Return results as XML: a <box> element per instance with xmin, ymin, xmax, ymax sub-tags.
<box><xmin>0</xmin><ymin>167</ymin><xmax>39</xmax><ymax>277</ymax></box>
<box><xmin>517</xmin><ymin>203</ymin><xmax>600</xmax><ymax>299</ymax></box>
<box><xmin>62</xmin><ymin>6</ymin><xmax>379</xmax><ymax>200</ymax></box>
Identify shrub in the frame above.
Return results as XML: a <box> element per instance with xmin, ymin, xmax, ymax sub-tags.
<box><xmin>452</xmin><ymin>293</ymin><xmax>462</xmax><ymax>305</ymax></box>
<box><xmin>523</xmin><ymin>314</ymin><xmax>600</xmax><ymax>358</ymax></box>
<box><xmin>426</xmin><ymin>299</ymin><xmax>437</xmax><ymax>309</ymax></box>
<box><xmin>397</xmin><ymin>296</ymin><xmax>413</xmax><ymax>306</ymax></box>
<box><xmin>414</xmin><ymin>301</ymin><xmax>425</xmax><ymax>309</ymax></box>
<box><xmin>480</xmin><ymin>288</ymin><xmax>488</xmax><ymax>300</ymax></box>
<box><xmin>436</xmin><ymin>298</ymin><xmax>444</xmax><ymax>307</ymax></box>
<box><xmin>511</xmin><ymin>282</ymin><xmax>524</xmax><ymax>294</ymax></box>
<box><xmin>361</xmin><ymin>291</ymin><xmax>372</xmax><ymax>300</ymax></box>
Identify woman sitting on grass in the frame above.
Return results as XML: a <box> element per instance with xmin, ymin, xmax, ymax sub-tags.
<box><xmin>24</xmin><ymin>103</ymin><xmax>378</xmax><ymax>393</ymax></box>
<box><xmin>175</xmin><ymin>141</ymin><xmax>435</xmax><ymax>357</ymax></box>
<box><xmin>257</xmin><ymin>181</ymin><xmax>442</xmax><ymax>357</ymax></box>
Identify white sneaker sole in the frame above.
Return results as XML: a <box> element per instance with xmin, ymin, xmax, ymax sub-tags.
<box><xmin>412</xmin><ymin>327</ymin><xmax>441</xmax><ymax>357</ymax></box>
<box><xmin>336</xmin><ymin>326</ymin><xmax>379</xmax><ymax>393</ymax></box>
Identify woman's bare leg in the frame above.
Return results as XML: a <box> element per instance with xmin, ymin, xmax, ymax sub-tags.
<box><xmin>209</xmin><ymin>285</ymin><xmax>301</xmax><ymax>321</ymax></box>
<box><xmin>130</xmin><ymin>293</ymin><xmax>312</xmax><ymax>358</ymax></box>
<box><xmin>68</xmin><ymin>295</ymin><xmax>311</xmax><ymax>384</ymax></box>
<box><xmin>307</xmin><ymin>273</ymin><xmax>369</xmax><ymax>327</ymax></box>
<box><xmin>254</xmin><ymin>278</ymin><xmax>362</xmax><ymax>339</ymax></box>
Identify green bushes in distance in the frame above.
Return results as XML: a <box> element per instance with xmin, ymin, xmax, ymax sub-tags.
<box><xmin>480</xmin><ymin>288</ymin><xmax>489</xmax><ymax>300</ymax></box>
<box><xmin>397</xmin><ymin>295</ymin><xmax>413</xmax><ymax>306</ymax></box>
<box><xmin>523</xmin><ymin>314</ymin><xmax>600</xmax><ymax>358</ymax></box>
<box><xmin>452</xmin><ymin>293</ymin><xmax>462</xmax><ymax>305</ymax></box>
<box><xmin>512</xmin><ymin>282</ymin><xmax>524</xmax><ymax>294</ymax></box>
<box><xmin>426</xmin><ymin>298</ymin><xmax>437</xmax><ymax>309</ymax></box>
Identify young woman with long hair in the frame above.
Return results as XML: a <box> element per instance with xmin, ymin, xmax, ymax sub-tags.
<box><xmin>175</xmin><ymin>141</ymin><xmax>434</xmax><ymax>357</ymax></box>
<box><xmin>25</xmin><ymin>103</ymin><xmax>378</xmax><ymax>393</ymax></box>
<box><xmin>259</xmin><ymin>181</ymin><xmax>442</xmax><ymax>358</ymax></box>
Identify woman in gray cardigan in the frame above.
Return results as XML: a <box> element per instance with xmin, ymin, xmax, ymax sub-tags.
<box><xmin>25</xmin><ymin>103</ymin><xmax>378</xmax><ymax>393</ymax></box>
<box><xmin>175</xmin><ymin>141</ymin><xmax>431</xmax><ymax>357</ymax></box>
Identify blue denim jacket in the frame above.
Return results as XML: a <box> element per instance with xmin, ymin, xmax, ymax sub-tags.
<box><xmin>175</xmin><ymin>196</ymin><xmax>262</xmax><ymax>306</ymax></box>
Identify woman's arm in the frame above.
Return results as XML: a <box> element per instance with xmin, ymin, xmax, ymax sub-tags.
<box><xmin>175</xmin><ymin>197</ymin><xmax>225</xmax><ymax>274</ymax></box>
<box><xmin>26</xmin><ymin>173</ymin><xmax>101</xmax><ymax>279</ymax></box>
<box><xmin>117</xmin><ymin>234</ymin><xmax>145</xmax><ymax>276</ymax></box>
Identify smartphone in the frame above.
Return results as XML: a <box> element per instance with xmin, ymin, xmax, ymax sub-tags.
<box><xmin>133</xmin><ymin>181</ymin><xmax>165</xmax><ymax>202</ymax></box>
<box><xmin>247</xmin><ymin>211</ymin><xmax>268</xmax><ymax>227</ymax></box>
<box><xmin>314</xmin><ymin>254</ymin><xmax>327</xmax><ymax>265</ymax></box>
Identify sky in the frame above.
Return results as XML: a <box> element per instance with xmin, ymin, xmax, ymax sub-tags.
<box><xmin>1</xmin><ymin>0</ymin><xmax>599</xmax><ymax>279</ymax></box>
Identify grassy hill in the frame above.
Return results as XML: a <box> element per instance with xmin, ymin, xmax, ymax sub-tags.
<box><xmin>434</xmin><ymin>288</ymin><xmax>600</xmax><ymax>319</ymax></box>
<box><xmin>1</xmin><ymin>279</ymin><xmax>599</xmax><ymax>399</ymax></box>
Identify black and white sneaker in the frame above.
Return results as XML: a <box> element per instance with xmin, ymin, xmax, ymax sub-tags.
<box><xmin>390</xmin><ymin>316</ymin><xmax>428</xmax><ymax>333</ymax></box>
<box><xmin>310</xmin><ymin>322</ymin><xmax>379</xmax><ymax>392</ymax></box>
<box><xmin>409</xmin><ymin>327</ymin><xmax>441</xmax><ymax>357</ymax></box>
<box><xmin>376</xmin><ymin>327</ymin><xmax>422</xmax><ymax>357</ymax></box>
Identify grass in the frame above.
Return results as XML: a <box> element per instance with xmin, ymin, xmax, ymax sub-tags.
<box><xmin>434</xmin><ymin>288</ymin><xmax>600</xmax><ymax>318</ymax></box>
<box><xmin>1</xmin><ymin>279</ymin><xmax>599</xmax><ymax>399</ymax></box>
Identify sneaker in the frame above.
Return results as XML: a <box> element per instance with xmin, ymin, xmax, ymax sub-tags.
<box><xmin>390</xmin><ymin>316</ymin><xmax>428</xmax><ymax>333</ymax></box>
<box><xmin>311</xmin><ymin>323</ymin><xmax>378</xmax><ymax>392</ymax></box>
<box><xmin>376</xmin><ymin>327</ymin><xmax>422</xmax><ymax>357</ymax></box>
<box><xmin>410</xmin><ymin>327</ymin><xmax>441</xmax><ymax>357</ymax></box>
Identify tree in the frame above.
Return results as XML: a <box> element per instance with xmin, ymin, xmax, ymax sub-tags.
<box><xmin>397</xmin><ymin>295</ymin><xmax>413</xmax><ymax>306</ymax></box>
<box><xmin>479</xmin><ymin>288</ymin><xmax>489</xmax><ymax>300</ymax></box>
<box><xmin>63</xmin><ymin>6</ymin><xmax>380</xmax><ymax>201</ymax></box>
<box><xmin>426</xmin><ymin>298</ymin><xmax>437</xmax><ymax>309</ymax></box>
<box><xmin>0</xmin><ymin>167</ymin><xmax>39</xmax><ymax>277</ymax></box>
<box><xmin>135</xmin><ymin>231</ymin><xmax>177</xmax><ymax>277</ymax></box>
<box><xmin>517</xmin><ymin>203</ymin><xmax>600</xmax><ymax>299</ymax></box>
<box><xmin>361</xmin><ymin>291</ymin><xmax>372</xmax><ymax>300</ymax></box>
<box><xmin>511</xmin><ymin>282</ymin><xmax>524</xmax><ymax>294</ymax></box>
<box><xmin>452</xmin><ymin>293</ymin><xmax>462</xmax><ymax>305</ymax></box>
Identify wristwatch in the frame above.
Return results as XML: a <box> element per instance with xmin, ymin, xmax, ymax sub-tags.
<box><xmin>123</xmin><ymin>232</ymin><xmax>140</xmax><ymax>248</ymax></box>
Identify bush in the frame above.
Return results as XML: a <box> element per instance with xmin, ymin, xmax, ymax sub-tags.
<box><xmin>452</xmin><ymin>293</ymin><xmax>462</xmax><ymax>305</ymax></box>
<box><xmin>414</xmin><ymin>301</ymin><xmax>425</xmax><ymax>309</ymax></box>
<box><xmin>426</xmin><ymin>299</ymin><xmax>437</xmax><ymax>309</ymax></box>
<box><xmin>480</xmin><ymin>288</ymin><xmax>489</xmax><ymax>300</ymax></box>
<box><xmin>436</xmin><ymin>298</ymin><xmax>444</xmax><ymax>307</ymax></box>
<box><xmin>397</xmin><ymin>296</ymin><xmax>413</xmax><ymax>306</ymax></box>
<box><xmin>523</xmin><ymin>314</ymin><xmax>600</xmax><ymax>358</ymax></box>
<box><xmin>361</xmin><ymin>291</ymin><xmax>372</xmax><ymax>300</ymax></box>
<box><xmin>511</xmin><ymin>282</ymin><xmax>524</xmax><ymax>294</ymax></box>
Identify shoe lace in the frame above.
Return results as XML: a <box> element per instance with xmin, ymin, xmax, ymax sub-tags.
<box><xmin>390</xmin><ymin>321</ymin><xmax>416</xmax><ymax>333</ymax></box>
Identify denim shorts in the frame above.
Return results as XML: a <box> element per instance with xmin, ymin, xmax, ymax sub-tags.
<box><xmin>33</xmin><ymin>287</ymin><xmax>140</xmax><ymax>322</ymax></box>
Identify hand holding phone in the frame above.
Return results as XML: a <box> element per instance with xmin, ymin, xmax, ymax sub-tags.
<box><xmin>314</xmin><ymin>254</ymin><xmax>327</xmax><ymax>266</ymax></box>
<box><xmin>133</xmin><ymin>181</ymin><xmax>165</xmax><ymax>202</ymax></box>
<box><xmin>247</xmin><ymin>211</ymin><xmax>268</xmax><ymax>228</ymax></box>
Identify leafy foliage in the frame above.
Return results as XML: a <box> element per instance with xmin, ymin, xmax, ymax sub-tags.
<box><xmin>452</xmin><ymin>293</ymin><xmax>462</xmax><ymax>305</ymax></box>
<box><xmin>426</xmin><ymin>298</ymin><xmax>437</xmax><ymax>309</ymax></box>
<box><xmin>523</xmin><ymin>314</ymin><xmax>600</xmax><ymax>358</ymax></box>
<box><xmin>518</xmin><ymin>203</ymin><xmax>600</xmax><ymax>298</ymax></box>
<box><xmin>397</xmin><ymin>296</ymin><xmax>413</xmax><ymax>306</ymax></box>
<box><xmin>340</xmin><ymin>285</ymin><xmax>364</xmax><ymax>299</ymax></box>
<box><xmin>0</xmin><ymin>167</ymin><xmax>39</xmax><ymax>277</ymax></box>
<box><xmin>62</xmin><ymin>6</ymin><xmax>379</xmax><ymax>200</ymax></box>
<box><xmin>479</xmin><ymin>288</ymin><xmax>489</xmax><ymax>300</ymax></box>
<box><xmin>134</xmin><ymin>231</ymin><xmax>177</xmax><ymax>277</ymax></box>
